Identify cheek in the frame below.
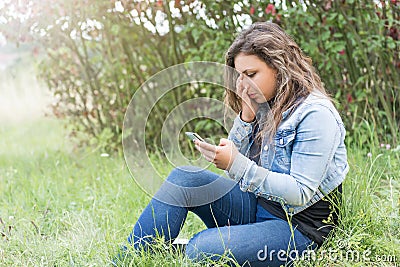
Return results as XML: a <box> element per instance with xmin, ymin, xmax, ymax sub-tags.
<box><xmin>259</xmin><ymin>82</ymin><xmax>274</xmax><ymax>95</ymax></box>
<box><xmin>251</xmin><ymin>78</ymin><xmax>265</xmax><ymax>92</ymax></box>
<box><xmin>263</xmin><ymin>77</ymin><xmax>276</xmax><ymax>93</ymax></box>
<box><xmin>258</xmin><ymin>82</ymin><xmax>277</xmax><ymax>101</ymax></box>
<box><xmin>249</xmin><ymin>77</ymin><xmax>275</xmax><ymax>96</ymax></box>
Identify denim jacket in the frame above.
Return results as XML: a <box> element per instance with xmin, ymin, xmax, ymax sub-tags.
<box><xmin>227</xmin><ymin>91</ymin><xmax>349</xmax><ymax>215</ymax></box>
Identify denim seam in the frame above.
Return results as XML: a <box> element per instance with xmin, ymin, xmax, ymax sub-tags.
<box><xmin>209</xmin><ymin>193</ymin><xmax>251</xmax><ymax>226</ymax></box>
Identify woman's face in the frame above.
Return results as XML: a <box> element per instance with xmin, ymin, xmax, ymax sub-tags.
<box><xmin>234</xmin><ymin>53</ymin><xmax>278</xmax><ymax>103</ymax></box>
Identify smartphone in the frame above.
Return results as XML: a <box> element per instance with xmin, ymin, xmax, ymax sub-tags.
<box><xmin>185</xmin><ymin>132</ymin><xmax>206</xmax><ymax>143</ymax></box>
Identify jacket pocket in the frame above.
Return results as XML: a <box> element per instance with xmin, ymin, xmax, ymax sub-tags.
<box><xmin>273</xmin><ymin>130</ymin><xmax>296</xmax><ymax>165</ymax></box>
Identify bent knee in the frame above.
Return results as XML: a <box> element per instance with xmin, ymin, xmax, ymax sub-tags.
<box><xmin>185</xmin><ymin>229</ymin><xmax>227</xmax><ymax>262</ymax></box>
<box><xmin>166</xmin><ymin>166</ymin><xmax>215</xmax><ymax>187</ymax></box>
<box><xmin>168</xmin><ymin>166</ymin><xmax>203</xmax><ymax>178</ymax></box>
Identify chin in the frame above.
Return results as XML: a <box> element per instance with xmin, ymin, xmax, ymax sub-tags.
<box><xmin>255</xmin><ymin>98</ymin><xmax>268</xmax><ymax>104</ymax></box>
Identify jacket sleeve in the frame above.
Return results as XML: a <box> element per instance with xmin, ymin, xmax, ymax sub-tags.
<box><xmin>227</xmin><ymin>105</ymin><xmax>342</xmax><ymax>206</ymax></box>
<box><xmin>227</xmin><ymin>112</ymin><xmax>256</xmax><ymax>157</ymax></box>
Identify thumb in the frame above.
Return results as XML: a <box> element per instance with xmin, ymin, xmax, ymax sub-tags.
<box><xmin>219</xmin><ymin>138</ymin><xmax>229</xmax><ymax>146</ymax></box>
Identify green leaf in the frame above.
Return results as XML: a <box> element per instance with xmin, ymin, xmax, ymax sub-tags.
<box><xmin>333</xmin><ymin>33</ymin><xmax>343</xmax><ymax>38</ymax></box>
<box><xmin>321</xmin><ymin>31</ymin><xmax>330</xmax><ymax>41</ymax></box>
<box><xmin>306</xmin><ymin>16</ymin><xmax>317</xmax><ymax>27</ymax></box>
<box><xmin>387</xmin><ymin>40</ymin><xmax>396</xmax><ymax>50</ymax></box>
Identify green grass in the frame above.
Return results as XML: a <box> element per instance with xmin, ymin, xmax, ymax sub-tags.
<box><xmin>296</xmin><ymin>142</ymin><xmax>400</xmax><ymax>266</ymax></box>
<box><xmin>0</xmin><ymin>118</ymin><xmax>399</xmax><ymax>266</ymax></box>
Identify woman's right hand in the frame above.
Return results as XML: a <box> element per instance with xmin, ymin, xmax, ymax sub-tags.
<box><xmin>236</xmin><ymin>74</ymin><xmax>259</xmax><ymax>122</ymax></box>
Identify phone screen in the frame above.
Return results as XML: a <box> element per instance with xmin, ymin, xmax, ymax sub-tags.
<box><xmin>185</xmin><ymin>132</ymin><xmax>206</xmax><ymax>142</ymax></box>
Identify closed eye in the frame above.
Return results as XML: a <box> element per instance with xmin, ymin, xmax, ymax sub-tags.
<box><xmin>246</xmin><ymin>72</ymin><xmax>256</xmax><ymax>78</ymax></box>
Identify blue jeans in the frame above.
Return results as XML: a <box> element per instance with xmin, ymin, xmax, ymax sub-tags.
<box><xmin>128</xmin><ymin>166</ymin><xmax>316</xmax><ymax>266</ymax></box>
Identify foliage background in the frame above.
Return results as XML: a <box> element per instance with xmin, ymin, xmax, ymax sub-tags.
<box><xmin>0</xmin><ymin>1</ymin><xmax>399</xmax><ymax>266</ymax></box>
<box><xmin>1</xmin><ymin>0</ymin><xmax>398</xmax><ymax>152</ymax></box>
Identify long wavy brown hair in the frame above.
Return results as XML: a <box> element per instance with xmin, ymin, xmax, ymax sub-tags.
<box><xmin>224</xmin><ymin>22</ymin><xmax>330</xmax><ymax>141</ymax></box>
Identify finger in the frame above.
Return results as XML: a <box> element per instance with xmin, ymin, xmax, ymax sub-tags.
<box><xmin>195</xmin><ymin>145</ymin><xmax>216</xmax><ymax>159</ymax></box>
<box><xmin>236</xmin><ymin>73</ymin><xmax>243</xmax><ymax>84</ymax></box>
<box><xmin>242</xmin><ymin>86</ymin><xmax>248</xmax><ymax>96</ymax></box>
<box><xmin>241</xmin><ymin>86</ymin><xmax>251</xmax><ymax>103</ymax></box>
<box><xmin>236</xmin><ymin>82</ymin><xmax>243</xmax><ymax>95</ymax></box>
<box><xmin>204</xmin><ymin>155</ymin><xmax>215</xmax><ymax>163</ymax></box>
<box><xmin>236</xmin><ymin>76</ymin><xmax>244</xmax><ymax>94</ymax></box>
<box><xmin>195</xmin><ymin>140</ymin><xmax>217</xmax><ymax>152</ymax></box>
<box><xmin>242</xmin><ymin>74</ymin><xmax>258</xmax><ymax>91</ymax></box>
<box><xmin>202</xmin><ymin>152</ymin><xmax>216</xmax><ymax>163</ymax></box>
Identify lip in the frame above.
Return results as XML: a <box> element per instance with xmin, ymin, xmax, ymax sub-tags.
<box><xmin>248</xmin><ymin>93</ymin><xmax>257</xmax><ymax>98</ymax></box>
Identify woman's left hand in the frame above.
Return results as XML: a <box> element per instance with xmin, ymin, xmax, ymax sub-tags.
<box><xmin>194</xmin><ymin>138</ymin><xmax>239</xmax><ymax>170</ymax></box>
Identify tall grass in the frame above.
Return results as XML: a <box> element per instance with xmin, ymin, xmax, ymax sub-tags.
<box><xmin>0</xmin><ymin>119</ymin><xmax>141</xmax><ymax>265</ymax></box>
<box><xmin>0</xmin><ymin>119</ymin><xmax>399</xmax><ymax>266</ymax></box>
<box><xmin>295</xmin><ymin>146</ymin><xmax>400</xmax><ymax>266</ymax></box>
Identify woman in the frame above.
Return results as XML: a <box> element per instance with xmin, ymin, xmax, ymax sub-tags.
<box><xmin>127</xmin><ymin>22</ymin><xmax>348</xmax><ymax>266</ymax></box>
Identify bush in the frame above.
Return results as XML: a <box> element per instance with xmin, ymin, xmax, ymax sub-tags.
<box><xmin>279</xmin><ymin>0</ymin><xmax>400</xmax><ymax>146</ymax></box>
<box><xmin>34</xmin><ymin>0</ymin><xmax>241</xmax><ymax>152</ymax></box>
<box><xmin>1</xmin><ymin>0</ymin><xmax>398</xmax><ymax>151</ymax></box>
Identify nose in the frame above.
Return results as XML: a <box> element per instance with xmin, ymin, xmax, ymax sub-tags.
<box><xmin>241</xmin><ymin>76</ymin><xmax>251</xmax><ymax>88</ymax></box>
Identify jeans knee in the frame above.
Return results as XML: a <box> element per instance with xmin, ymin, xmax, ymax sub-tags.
<box><xmin>185</xmin><ymin>229</ymin><xmax>226</xmax><ymax>262</ymax></box>
<box><xmin>166</xmin><ymin>165</ymin><xmax>211</xmax><ymax>187</ymax></box>
<box><xmin>185</xmin><ymin>232</ymin><xmax>207</xmax><ymax>261</ymax></box>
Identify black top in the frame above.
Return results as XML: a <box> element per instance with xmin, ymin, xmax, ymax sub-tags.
<box><xmin>247</xmin><ymin>119</ymin><xmax>342</xmax><ymax>246</ymax></box>
<box><xmin>258</xmin><ymin>185</ymin><xmax>342</xmax><ymax>246</ymax></box>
